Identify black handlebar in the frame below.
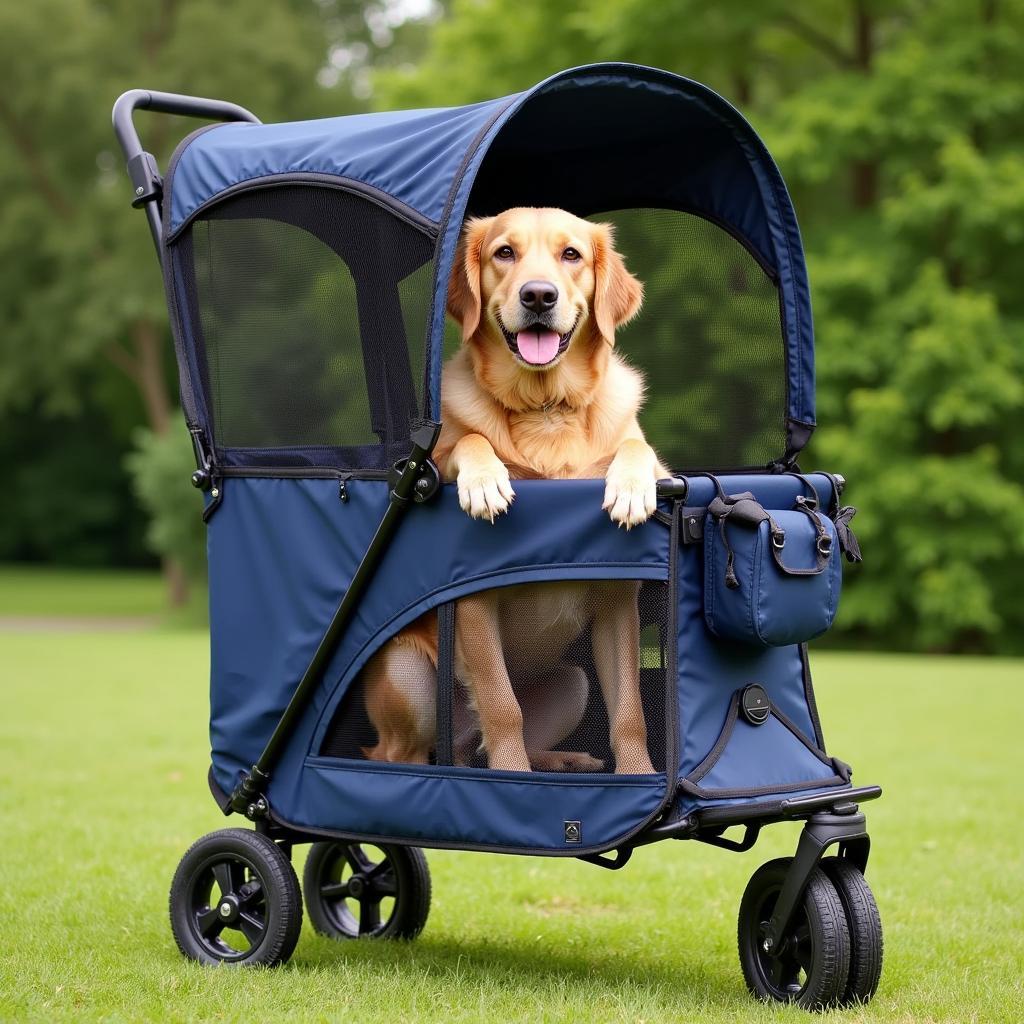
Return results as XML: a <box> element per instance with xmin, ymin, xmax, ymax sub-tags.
<box><xmin>111</xmin><ymin>89</ymin><xmax>261</xmax><ymax>260</ymax></box>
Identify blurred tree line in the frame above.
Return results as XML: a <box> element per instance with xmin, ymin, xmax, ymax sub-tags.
<box><xmin>2</xmin><ymin>0</ymin><xmax>1021</xmax><ymax>652</ymax></box>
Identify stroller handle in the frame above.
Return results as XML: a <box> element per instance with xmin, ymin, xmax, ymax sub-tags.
<box><xmin>112</xmin><ymin>89</ymin><xmax>261</xmax><ymax>259</ymax></box>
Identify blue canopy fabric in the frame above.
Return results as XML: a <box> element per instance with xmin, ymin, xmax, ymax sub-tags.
<box><xmin>164</xmin><ymin>62</ymin><xmax>815</xmax><ymax>432</ymax></box>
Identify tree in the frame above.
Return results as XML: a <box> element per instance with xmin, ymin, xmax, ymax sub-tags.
<box><xmin>0</xmin><ymin>0</ymin><xmax>440</xmax><ymax>602</ymax></box>
<box><xmin>376</xmin><ymin>0</ymin><xmax>1024</xmax><ymax>652</ymax></box>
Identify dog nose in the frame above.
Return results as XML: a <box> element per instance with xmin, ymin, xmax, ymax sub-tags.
<box><xmin>519</xmin><ymin>280</ymin><xmax>558</xmax><ymax>315</ymax></box>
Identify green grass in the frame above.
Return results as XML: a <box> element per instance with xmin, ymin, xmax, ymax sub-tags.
<box><xmin>0</xmin><ymin>565</ymin><xmax>166</xmax><ymax>617</ymax></box>
<box><xmin>1</xmin><ymin>628</ymin><xmax>1022</xmax><ymax>1022</ymax></box>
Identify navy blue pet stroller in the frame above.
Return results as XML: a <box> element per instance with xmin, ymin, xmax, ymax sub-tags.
<box><xmin>114</xmin><ymin>63</ymin><xmax>882</xmax><ymax>1009</ymax></box>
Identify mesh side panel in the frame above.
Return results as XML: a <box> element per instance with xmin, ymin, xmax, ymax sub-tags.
<box><xmin>593</xmin><ymin>209</ymin><xmax>787</xmax><ymax>470</ymax></box>
<box><xmin>321</xmin><ymin>581</ymin><xmax>668</xmax><ymax>774</ymax></box>
<box><xmin>177</xmin><ymin>185</ymin><xmax>435</xmax><ymax>463</ymax></box>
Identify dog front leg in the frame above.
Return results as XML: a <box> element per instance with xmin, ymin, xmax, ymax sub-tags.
<box><xmin>449</xmin><ymin>433</ymin><xmax>515</xmax><ymax>522</ymax></box>
<box><xmin>592</xmin><ymin>582</ymin><xmax>655</xmax><ymax>774</ymax></box>
<box><xmin>603</xmin><ymin>437</ymin><xmax>660</xmax><ymax>528</ymax></box>
<box><xmin>454</xmin><ymin>591</ymin><xmax>531</xmax><ymax>772</ymax></box>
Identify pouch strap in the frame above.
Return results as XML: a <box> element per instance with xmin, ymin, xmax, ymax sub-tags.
<box><xmin>832</xmin><ymin>505</ymin><xmax>863</xmax><ymax>563</ymax></box>
<box><xmin>708</xmin><ymin>493</ymin><xmax>780</xmax><ymax>591</ymax></box>
<box><xmin>772</xmin><ymin>496</ymin><xmax>832</xmax><ymax>576</ymax></box>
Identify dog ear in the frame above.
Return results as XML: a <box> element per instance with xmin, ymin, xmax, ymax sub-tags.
<box><xmin>447</xmin><ymin>217</ymin><xmax>492</xmax><ymax>340</ymax></box>
<box><xmin>592</xmin><ymin>223</ymin><xmax>643</xmax><ymax>346</ymax></box>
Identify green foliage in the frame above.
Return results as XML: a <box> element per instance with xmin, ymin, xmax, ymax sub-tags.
<box><xmin>0</xmin><ymin>0</ymin><xmax>439</xmax><ymax>585</ymax></box>
<box><xmin>124</xmin><ymin>421</ymin><xmax>207</xmax><ymax>581</ymax></box>
<box><xmin>4</xmin><ymin>1</ymin><xmax>1021</xmax><ymax>648</ymax></box>
<box><xmin>378</xmin><ymin>0</ymin><xmax>1024</xmax><ymax>653</ymax></box>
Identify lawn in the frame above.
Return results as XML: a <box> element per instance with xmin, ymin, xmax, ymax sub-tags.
<box><xmin>1</xmin><ymin>624</ymin><xmax>1022</xmax><ymax>1022</ymax></box>
<box><xmin>0</xmin><ymin>565</ymin><xmax>166</xmax><ymax>618</ymax></box>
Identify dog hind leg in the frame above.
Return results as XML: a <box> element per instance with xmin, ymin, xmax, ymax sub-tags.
<box><xmin>362</xmin><ymin>639</ymin><xmax>436</xmax><ymax>764</ymax></box>
<box><xmin>592</xmin><ymin>581</ymin><xmax>656</xmax><ymax>774</ymax></box>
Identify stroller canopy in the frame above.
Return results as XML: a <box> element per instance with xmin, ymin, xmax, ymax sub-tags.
<box><xmin>163</xmin><ymin>63</ymin><xmax>815</xmax><ymax>473</ymax></box>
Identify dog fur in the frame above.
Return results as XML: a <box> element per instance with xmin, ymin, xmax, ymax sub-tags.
<box><xmin>362</xmin><ymin>208</ymin><xmax>665</xmax><ymax>774</ymax></box>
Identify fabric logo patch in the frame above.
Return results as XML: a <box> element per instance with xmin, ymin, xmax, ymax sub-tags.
<box><xmin>564</xmin><ymin>820</ymin><xmax>582</xmax><ymax>844</ymax></box>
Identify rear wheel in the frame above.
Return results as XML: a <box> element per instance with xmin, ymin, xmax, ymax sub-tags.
<box><xmin>303</xmin><ymin>840</ymin><xmax>431</xmax><ymax>940</ymax></box>
<box><xmin>820</xmin><ymin>857</ymin><xmax>883</xmax><ymax>1004</ymax></box>
<box><xmin>738</xmin><ymin>857</ymin><xmax>850</xmax><ymax>1010</ymax></box>
<box><xmin>169</xmin><ymin>828</ymin><xmax>302</xmax><ymax>966</ymax></box>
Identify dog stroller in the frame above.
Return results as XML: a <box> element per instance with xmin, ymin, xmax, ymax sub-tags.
<box><xmin>114</xmin><ymin>63</ymin><xmax>882</xmax><ymax>1009</ymax></box>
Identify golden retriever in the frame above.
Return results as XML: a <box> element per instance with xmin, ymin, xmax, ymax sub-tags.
<box><xmin>362</xmin><ymin>208</ymin><xmax>665</xmax><ymax>774</ymax></box>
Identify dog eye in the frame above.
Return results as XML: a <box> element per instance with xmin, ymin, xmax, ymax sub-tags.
<box><xmin>562</xmin><ymin>247</ymin><xmax>582</xmax><ymax>262</ymax></box>
<box><xmin>494</xmin><ymin>245</ymin><xmax>515</xmax><ymax>261</ymax></box>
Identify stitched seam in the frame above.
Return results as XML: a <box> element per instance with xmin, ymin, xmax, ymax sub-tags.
<box><xmin>304</xmin><ymin>757</ymin><xmax>666</xmax><ymax>788</ymax></box>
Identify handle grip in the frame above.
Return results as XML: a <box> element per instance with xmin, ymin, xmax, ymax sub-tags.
<box><xmin>111</xmin><ymin>89</ymin><xmax>260</xmax><ymax>259</ymax></box>
<box><xmin>112</xmin><ymin>88</ymin><xmax>260</xmax><ymax>163</ymax></box>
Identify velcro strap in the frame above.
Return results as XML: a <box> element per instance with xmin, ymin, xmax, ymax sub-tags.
<box><xmin>833</xmin><ymin>506</ymin><xmax>863</xmax><ymax>563</ymax></box>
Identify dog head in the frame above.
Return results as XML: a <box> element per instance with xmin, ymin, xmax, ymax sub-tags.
<box><xmin>447</xmin><ymin>208</ymin><xmax>643</xmax><ymax>374</ymax></box>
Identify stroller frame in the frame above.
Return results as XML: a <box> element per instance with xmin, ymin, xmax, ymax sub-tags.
<box><xmin>114</xmin><ymin>65</ymin><xmax>883</xmax><ymax>1008</ymax></box>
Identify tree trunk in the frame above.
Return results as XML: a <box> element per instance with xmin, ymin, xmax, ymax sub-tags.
<box><xmin>132</xmin><ymin>318</ymin><xmax>174</xmax><ymax>437</ymax></box>
<box><xmin>131</xmin><ymin>318</ymin><xmax>189</xmax><ymax>608</ymax></box>
<box><xmin>851</xmin><ymin>1</ymin><xmax>878</xmax><ymax>209</ymax></box>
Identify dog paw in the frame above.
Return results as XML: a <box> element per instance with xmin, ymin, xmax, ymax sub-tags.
<box><xmin>458</xmin><ymin>460</ymin><xmax>515</xmax><ymax>522</ymax></box>
<box><xmin>602</xmin><ymin>470</ymin><xmax>657</xmax><ymax>528</ymax></box>
<box><xmin>529</xmin><ymin>750</ymin><xmax>604</xmax><ymax>773</ymax></box>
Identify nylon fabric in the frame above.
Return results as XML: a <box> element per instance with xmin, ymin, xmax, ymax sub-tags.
<box><xmin>162</xmin><ymin>63</ymin><xmax>815</xmax><ymax>434</ymax></box>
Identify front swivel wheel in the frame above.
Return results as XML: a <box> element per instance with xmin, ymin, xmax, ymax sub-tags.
<box><xmin>169</xmin><ymin>828</ymin><xmax>303</xmax><ymax>966</ymax></box>
<box><xmin>738</xmin><ymin>857</ymin><xmax>851</xmax><ymax>1010</ymax></box>
<box><xmin>303</xmin><ymin>840</ymin><xmax>430</xmax><ymax>940</ymax></box>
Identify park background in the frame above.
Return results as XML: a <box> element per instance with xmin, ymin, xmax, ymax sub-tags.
<box><xmin>1</xmin><ymin>1</ymin><xmax>1022</xmax><ymax>1022</ymax></box>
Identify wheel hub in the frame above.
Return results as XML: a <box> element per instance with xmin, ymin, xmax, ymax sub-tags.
<box><xmin>348</xmin><ymin>874</ymin><xmax>366</xmax><ymax>898</ymax></box>
<box><xmin>218</xmin><ymin>893</ymin><xmax>241</xmax><ymax>924</ymax></box>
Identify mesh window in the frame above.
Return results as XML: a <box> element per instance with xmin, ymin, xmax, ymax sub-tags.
<box><xmin>321</xmin><ymin>580</ymin><xmax>668</xmax><ymax>774</ymax></box>
<box><xmin>175</xmin><ymin>185</ymin><xmax>436</xmax><ymax>466</ymax></box>
<box><xmin>594</xmin><ymin>209</ymin><xmax>787</xmax><ymax>471</ymax></box>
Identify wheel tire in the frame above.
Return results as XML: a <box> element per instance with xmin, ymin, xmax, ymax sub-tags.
<box><xmin>169</xmin><ymin>828</ymin><xmax>302</xmax><ymax>966</ymax></box>
<box><xmin>820</xmin><ymin>857</ymin><xmax>883</xmax><ymax>1005</ymax></box>
<box><xmin>303</xmin><ymin>840</ymin><xmax>431</xmax><ymax>940</ymax></box>
<box><xmin>738</xmin><ymin>857</ymin><xmax>851</xmax><ymax>1010</ymax></box>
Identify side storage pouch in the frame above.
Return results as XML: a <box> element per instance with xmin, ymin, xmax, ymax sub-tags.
<box><xmin>705</xmin><ymin>495</ymin><xmax>841</xmax><ymax>646</ymax></box>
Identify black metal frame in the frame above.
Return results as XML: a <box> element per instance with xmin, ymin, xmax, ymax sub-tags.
<box><xmin>111</xmin><ymin>89</ymin><xmax>261</xmax><ymax>261</ymax></box>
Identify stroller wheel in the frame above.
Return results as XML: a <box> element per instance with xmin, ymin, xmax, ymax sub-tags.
<box><xmin>820</xmin><ymin>857</ymin><xmax>883</xmax><ymax>1004</ymax></box>
<box><xmin>169</xmin><ymin>828</ymin><xmax>302</xmax><ymax>966</ymax></box>
<box><xmin>303</xmin><ymin>840</ymin><xmax>431</xmax><ymax>940</ymax></box>
<box><xmin>737</xmin><ymin>857</ymin><xmax>850</xmax><ymax>1011</ymax></box>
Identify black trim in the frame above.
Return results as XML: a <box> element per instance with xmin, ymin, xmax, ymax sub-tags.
<box><xmin>435</xmin><ymin>602</ymin><xmax>455</xmax><ymax>767</ymax></box>
<box><xmin>800</xmin><ymin>643</ymin><xmax>826</xmax><ymax>750</ymax></box>
<box><xmin>679</xmin><ymin>688</ymin><xmax>846</xmax><ymax>801</ymax></box>
<box><xmin>166</xmin><ymin>172</ymin><xmax>438</xmax><ymax>242</ymax></box>
<box><xmin>423</xmin><ymin>93</ymin><xmax>522</xmax><ymax>418</ymax></box>
<box><xmin>208</xmin><ymin>764</ymin><xmax>233</xmax><ymax>815</ymax></box>
<box><xmin>664</xmin><ymin>500</ymin><xmax>682</xmax><ymax>812</ymax></box>
<box><xmin>216</xmin><ymin>465</ymin><xmax>390</xmax><ymax>481</ymax></box>
<box><xmin>160</xmin><ymin>224</ymin><xmax>208</xmax><ymax>436</ymax></box>
<box><xmin>161</xmin><ymin>122</ymin><xmax>230</xmax><ymax>241</ymax></box>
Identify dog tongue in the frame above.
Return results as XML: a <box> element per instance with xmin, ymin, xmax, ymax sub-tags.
<box><xmin>516</xmin><ymin>327</ymin><xmax>561</xmax><ymax>365</ymax></box>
